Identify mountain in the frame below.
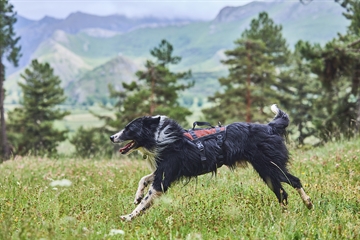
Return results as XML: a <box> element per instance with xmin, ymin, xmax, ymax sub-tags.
<box><xmin>54</xmin><ymin>12</ymin><xmax>193</xmax><ymax>34</ymax></box>
<box><xmin>66</xmin><ymin>55</ymin><xmax>139</xmax><ymax>104</ymax></box>
<box><xmin>8</xmin><ymin>12</ymin><xmax>194</xmax><ymax>76</ymax></box>
<box><xmin>15</xmin><ymin>15</ymin><xmax>36</xmax><ymax>29</ymax></box>
<box><xmin>212</xmin><ymin>1</ymin><xmax>348</xmax><ymax>45</ymax></box>
<box><xmin>4</xmin><ymin>1</ymin><xmax>350</xmax><ymax>105</ymax></box>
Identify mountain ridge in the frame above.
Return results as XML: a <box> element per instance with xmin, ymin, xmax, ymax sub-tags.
<box><xmin>8</xmin><ymin>12</ymin><xmax>195</xmax><ymax>75</ymax></box>
<box><xmin>5</xmin><ymin>1</ymin><xmax>349</xmax><ymax>105</ymax></box>
<box><xmin>66</xmin><ymin>55</ymin><xmax>140</xmax><ymax>105</ymax></box>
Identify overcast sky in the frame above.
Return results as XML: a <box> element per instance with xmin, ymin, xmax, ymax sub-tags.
<box><xmin>10</xmin><ymin>0</ymin><xmax>257</xmax><ymax>21</ymax></box>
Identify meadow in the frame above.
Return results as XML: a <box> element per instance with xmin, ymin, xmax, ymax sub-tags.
<box><xmin>0</xmin><ymin>138</ymin><xmax>359</xmax><ymax>239</ymax></box>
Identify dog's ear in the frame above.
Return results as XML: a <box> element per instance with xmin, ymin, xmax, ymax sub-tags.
<box><xmin>143</xmin><ymin>116</ymin><xmax>161</xmax><ymax>127</ymax></box>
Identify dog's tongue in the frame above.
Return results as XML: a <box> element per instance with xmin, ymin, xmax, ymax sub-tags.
<box><xmin>119</xmin><ymin>141</ymin><xmax>134</xmax><ymax>153</ymax></box>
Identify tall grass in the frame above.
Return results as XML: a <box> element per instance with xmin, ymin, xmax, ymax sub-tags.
<box><xmin>0</xmin><ymin>138</ymin><xmax>359</xmax><ymax>239</ymax></box>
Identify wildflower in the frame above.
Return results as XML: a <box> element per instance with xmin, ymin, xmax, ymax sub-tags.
<box><xmin>108</xmin><ymin>229</ymin><xmax>125</xmax><ymax>236</ymax></box>
<box><xmin>50</xmin><ymin>179</ymin><xmax>72</xmax><ymax>187</ymax></box>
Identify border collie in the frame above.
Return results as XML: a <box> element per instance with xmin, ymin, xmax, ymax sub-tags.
<box><xmin>110</xmin><ymin>104</ymin><xmax>313</xmax><ymax>221</ymax></box>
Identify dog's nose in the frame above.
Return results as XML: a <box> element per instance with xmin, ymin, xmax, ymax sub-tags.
<box><xmin>110</xmin><ymin>135</ymin><xmax>114</xmax><ymax>142</ymax></box>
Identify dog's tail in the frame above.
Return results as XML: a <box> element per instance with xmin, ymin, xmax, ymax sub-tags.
<box><xmin>269</xmin><ymin>104</ymin><xmax>289</xmax><ymax>137</ymax></box>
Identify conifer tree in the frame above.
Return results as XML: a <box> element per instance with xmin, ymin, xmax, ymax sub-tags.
<box><xmin>69</xmin><ymin>126</ymin><xmax>111</xmax><ymax>158</ymax></box>
<box><xmin>298</xmin><ymin>0</ymin><xmax>360</xmax><ymax>141</ymax></box>
<box><xmin>7</xmin><ymin>60</ymin><xmax>69</xmax><ymax>156</ymax></box>
<box><xmin>94</xmin><ymin>39</ymin><xmax>193</xmax><ymax>129</ymax></box>
<box><xmin>135</xmin><ymin>39</ymin><xmax>193</xmax><ymax>123</ymax></box>
<box><xmin>203</xmin><ymin>12</ymin><xmax>289</xmax><ymax>124</ymax></box>
<box><xmin>0</xmin><ymin>0</ymin><xmax>21</xmax><ymax>160</ymax></box>
<box><xmin>277</xmin><ymin>44</ymin><xmax>320</xmax><ymax>145</ymax></box>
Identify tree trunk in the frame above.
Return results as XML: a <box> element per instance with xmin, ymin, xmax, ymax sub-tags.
<box><xmin>355</xmin><ymin>63</ymin><xmax>360</xmax><ymax>133</ymax></box>
<box><xmin>150</xmin><ymin>67</ymin><xmax>156</xmax><ymax>115</ymax></box>
<box><xmin>298</xmin><ymin>122</ymin><xmax>305</xmax><ymax>145</ymax></box>
<box><xmin>246</xmin><ymin>72</ymin><xmax>251</xmax><ymax>123</ymax></box>
<box><xmin>0</xmin><ymin>60</ymin><xmax>10</xmax><ymax>160</ymax></box>
<box><xmin>246</xmin><ymin>43</ymin><xmax>252</xmax><ymax>123</ymax></box>
<box><xmin>357</xmin><ymin>96</ymin><xmax>360</xmax><ymax>133</ymax></box>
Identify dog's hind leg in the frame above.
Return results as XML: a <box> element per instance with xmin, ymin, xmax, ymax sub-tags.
<box><xmin>121</xmin><ymin>185</ymin><xmax>162</xmax><ymax>221</ymax></box>
<box><xmin>296</xmin><ymin>187</ymin><xmax>313</xmax><ymax>209</ymax></box>
<box><xmin>251</xmin><ymin>160</ymin><xmax>289</xmax><ymax>207</ymax></box>
<box><xmin>278</xmin><ymin>172</ymin><xmax>313</xmax><ymax>209</ymax></box>
<box><xmin>134</xmin><ymin>172</ymin><xmax>155</xmax><ymax>205</ymax></box>
<box><xmin>264</xmin><ymin>176</ymin><xmax>289</xmax><ymax>208</ymax></box>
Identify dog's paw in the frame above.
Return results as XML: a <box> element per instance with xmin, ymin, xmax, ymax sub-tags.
<box><xmin>120</xmin><ymin>214</ymin><xmax>133</xmax><ymax>221</ymax></box>
<box><xmin>134</xmin><ymin>194</ymin><xmax>144</xmax><ymax>205</ymax></box>
<box><xmin>134</xmin><ymin>197</ymin><xmax>142</xmax><ymax>205</ymax></box>
<box><xmin>280</xmin><ymin>202</ymin><xmax>288</xmax><ymax>212</ymax></box>
<box><xmin>304</xmin><ymin>198</ymin><xmax>314</xmax><ymax>210</ymax></box>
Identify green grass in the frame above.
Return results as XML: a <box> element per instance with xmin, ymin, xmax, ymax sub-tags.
<box><xmin>0</xmin><ymin>138</ymin><xmax>359</xmax><ymax>239</ymax></box>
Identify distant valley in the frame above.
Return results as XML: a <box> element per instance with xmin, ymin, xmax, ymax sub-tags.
<box><xmin>5</xmin><ymin>0</ymin><xmax>349</xmax><ymax>105</ymax></box>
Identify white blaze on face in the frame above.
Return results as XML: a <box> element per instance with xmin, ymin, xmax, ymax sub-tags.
<box><xmin>111</xmin><ymin>130</ymin><xmax>123</xmax><ymax>143</ymax></box>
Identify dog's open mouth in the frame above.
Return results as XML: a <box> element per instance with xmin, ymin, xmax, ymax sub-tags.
<box><xmin>119</xmin><ymin>140</ymin><xmax>136</xmax><ymax>154</ymax></box>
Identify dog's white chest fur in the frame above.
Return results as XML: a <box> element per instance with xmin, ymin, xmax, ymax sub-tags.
<box><xmin>138</xmin><ymin>147</ymin><xmax>157</xmax><ymax>171</ymax></box>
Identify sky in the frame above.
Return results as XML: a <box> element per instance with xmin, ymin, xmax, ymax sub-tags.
<box><xmin>10</xmin><ymin>0</ymin><xmax>255</xmax><ymax>21</ymax></box>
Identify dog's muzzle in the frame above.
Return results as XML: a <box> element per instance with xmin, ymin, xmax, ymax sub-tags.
<box><xmin>110</xmin><ymin>130</ymin><xmax>137</xmax><ymax>154</ymax></box>
<box><xmin>110</xmin><ymin>131</ymin><xmax>123</xmax><ymax>143</ymax></box>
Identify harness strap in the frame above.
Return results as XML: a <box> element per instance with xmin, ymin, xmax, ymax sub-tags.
<box><xmin>190</xmin><ymin>131</ymin><xmax>207</xmax><ymax>168</ymax></box>
<box><xmin>216</xmin><ymin>134</ymin><xmax>224</xmax><ymax>164</ymax></box>
<box><xmin>189</xmin><ymin>131</ymin><xmax>198</xmax><ymax>141</ymax></box>
<box><xmin>184</xmin><ymin>127</ymin><xmax>227</xmax><ymax>172</ymax></box>
<box><xmin>196</xmin><ymin>141</ymin><xmax>207</xmax><ymax>162</ymax></box>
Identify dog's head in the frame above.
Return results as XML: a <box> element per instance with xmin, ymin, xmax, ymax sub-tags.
<box><xmin>110</xmin><ymin>116</ymin><xmax>164</xmax><ymax>154</ymax></box>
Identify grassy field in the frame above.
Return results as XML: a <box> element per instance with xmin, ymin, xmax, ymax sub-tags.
<box><xmin>0</xmin><ymin>138</ymin><xmax>359</xmax><ymax>239</ymax></box>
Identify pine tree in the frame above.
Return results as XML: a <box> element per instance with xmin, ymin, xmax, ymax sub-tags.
<box><xmin>277</xmin><ymin>44</ymin><xmax>320</xmax><ymax>145</ymax></box>
<box><xmin>95</xmin><ymin>39</ymin><xmax>193</xmax><ymax>128</ymax></box>
<box><xmin>7</xmin><ymin>60</ymin><xmax>69</xmax><ymax>156</ymax></box>
<box><xmin>135</xmin><ymin>39</ymin><xmax>193</xmax><ymax>124</ymax></box>
<box><xmin>0</xmin><ymin>0</ymin><xmax>21</xmax><ymax>160</ymax></box>
<box><xmin>203</xmin><ymin>12</ymin><xmax>289</xmax><ymax>124</ymax></box>
<box><xmin>298</xmin><ymin>0</ymin><xmax>360</xmax><ymax>141</ymax></box>
<box><xmin>69</xmin><ymin>126</ymin><xmax>112</xmax><ymax>158</ymax></box>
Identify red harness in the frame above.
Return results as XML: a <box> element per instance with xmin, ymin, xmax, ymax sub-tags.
<box><xmin>183</xmin><ymin>124</ymin><xmax>227</xmax><ymax>174</ymax></box>
<box><xmin>183</xmin><ymin>127</ymin><xmax>226</xmax><ymax>141</ymax></box>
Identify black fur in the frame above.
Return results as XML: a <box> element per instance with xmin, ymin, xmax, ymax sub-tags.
<box><xmin>111</xmin><ymin>107</ymin><xmax>306</xmax><ymax>206</ymax></box>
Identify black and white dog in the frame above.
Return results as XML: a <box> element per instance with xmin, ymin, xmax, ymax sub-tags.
<box><xmin>110</xmin><ymin>104</ymin><xmax>313</xmax><ymax>221</ymax></box>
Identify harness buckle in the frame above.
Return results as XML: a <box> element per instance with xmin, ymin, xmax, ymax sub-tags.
<box><xmin>196</xmin><ymin>141</ymin><xmax>204</xmax><ymax>151</ymax></box>
<box><xmin>217</xmin><ymin>134</ymin><xmax>223</xmax><ymax>145</ymax></box>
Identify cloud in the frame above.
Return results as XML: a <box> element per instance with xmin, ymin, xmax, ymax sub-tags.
<box><xmin>10</xmin><ymin>0</ymin><xmax>252</xmax><ymax>20</ymax></box>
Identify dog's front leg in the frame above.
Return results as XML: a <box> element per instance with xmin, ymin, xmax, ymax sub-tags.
<box><xmin>121</xmin><ymin>185</ymin><xmax>162</xmax><ymax>221</ymax></box>
<box><xmin>134</xmin><ymin>172</ymin><xmax>155</xmax><ymax>205</ymax></box>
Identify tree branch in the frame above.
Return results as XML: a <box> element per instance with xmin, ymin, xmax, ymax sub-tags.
<box><xmin>347</xmin><ymin>39</ymin><xmax>360</xmax><ymax>48</ymax></box>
